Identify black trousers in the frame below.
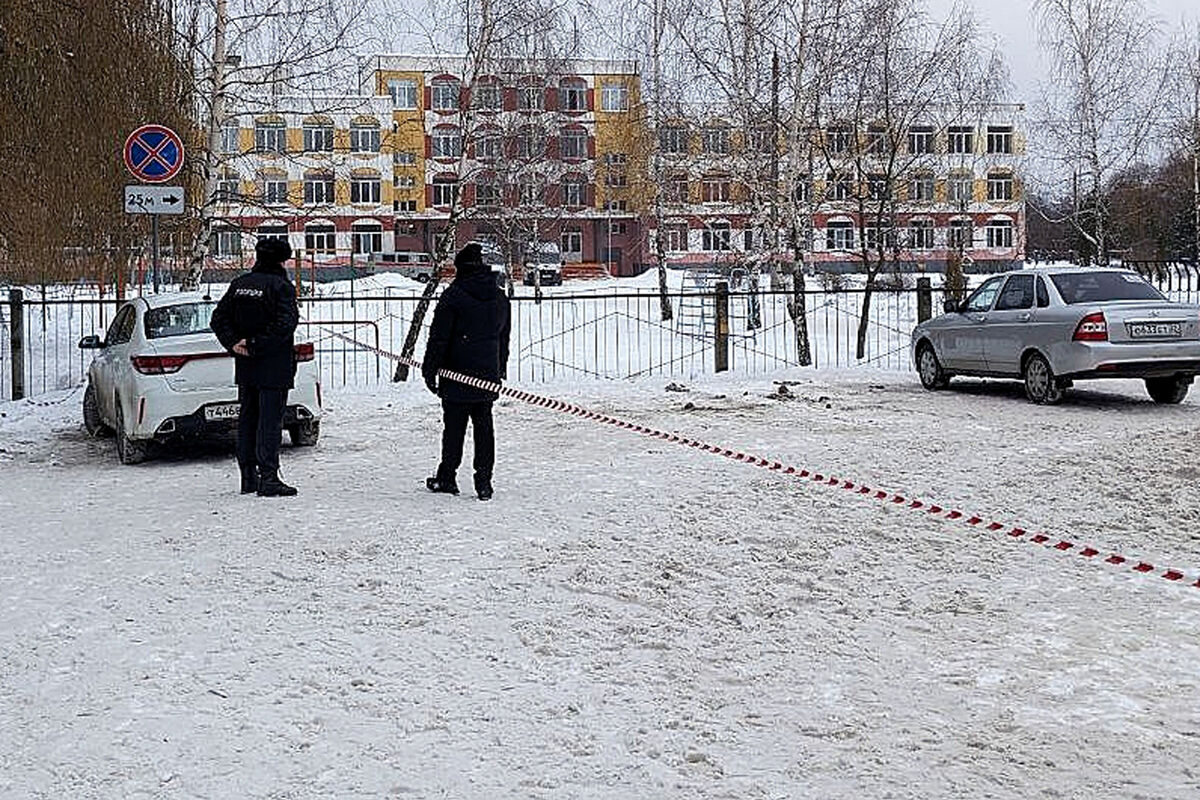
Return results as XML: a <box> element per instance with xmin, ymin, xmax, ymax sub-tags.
<box><xmin>437</xmin><ymin>399</ymin><xmax>495</xmax><ymax>485</ymax></box>
<box><xmin>236</xmin><ymin>386</ymin><xmax>287</xmax><ymax>474</ymax></box>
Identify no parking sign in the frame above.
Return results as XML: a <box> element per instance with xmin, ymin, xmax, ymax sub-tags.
<box><xmin>123</xmin><ymin>124</ymin><xmax>184</xmax><ymax>184</ymax></box>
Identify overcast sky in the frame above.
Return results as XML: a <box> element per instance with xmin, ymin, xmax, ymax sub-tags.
<box><xmin>929</xmin><ymin>0</ymin><xmax>1199</xmax><ymax>106</ymax></box>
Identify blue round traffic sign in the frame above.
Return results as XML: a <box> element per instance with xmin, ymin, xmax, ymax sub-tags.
<box><xmin>124</xmin><ymin>124</ymin><xmax>184</xmax><ymax>184</ymax></box>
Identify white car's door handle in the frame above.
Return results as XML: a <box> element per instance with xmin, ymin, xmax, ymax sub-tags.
<box><xmin>971</xmin><ymin>314</ymin><xmax>988</xmax><ymax>323</ymax></box>
<box><xmin>1018</xmin><ymin>313</ymin><xmax>1031</xmax><ymax>322</ymax></box>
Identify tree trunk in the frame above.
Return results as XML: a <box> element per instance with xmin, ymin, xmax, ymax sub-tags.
<box><xmin>182</xmin><ymin>0</ymin><xmax>227</xmax><ymax>291</ymax></box>
<box><xmin>392</xmin><ymin>273</ymin><xmax>442</xmax><ymax>382</ymax></box>
<box><xmin>856</xmin><ymin>272</ymin><xmax>876</xmax><ymax>361</ymax></box>
<box><xmin>788</xmin><ymin>257</ymin><xmax>811</xmax><ymax>367</ymax></box>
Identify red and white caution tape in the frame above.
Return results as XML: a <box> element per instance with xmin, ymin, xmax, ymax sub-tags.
<box><xmin>318</xmin><ymin>325</ymin><xmax>1200</xmax><ymax>592</ymax></box>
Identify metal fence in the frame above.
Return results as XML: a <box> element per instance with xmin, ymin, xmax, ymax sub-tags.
<box><xmin>4</xmin><ymin>263</ymin><xmax>1199</xmax><ymax>401</ymax></box>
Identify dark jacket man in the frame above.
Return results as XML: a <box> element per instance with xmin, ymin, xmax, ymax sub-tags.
<box><xmin>423</xmin><ymin>243</ymin><xmax>512</xmax><ymax>500</ymax></box>
<box><xmin>211</xmin><ymin>237</ymin><xmax>300</xmax><ymax>497</ymax></box>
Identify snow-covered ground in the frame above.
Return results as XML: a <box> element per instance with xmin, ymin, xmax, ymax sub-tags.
<box><xmin>2</xmin><ymin>370</ymin><xmax>1199</xmax><ymax>798</ymax></box>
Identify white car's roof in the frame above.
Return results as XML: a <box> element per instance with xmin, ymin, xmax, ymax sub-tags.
<box><xmin>137</xmin><ymin>291</ymin><xmax>218</xmax><ymax>310</ymax></box>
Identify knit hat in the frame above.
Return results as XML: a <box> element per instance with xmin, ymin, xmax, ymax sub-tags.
<box><xmin>454</xmin><ymin>243</ymin><xmax>486</xmax><ymax>275</ymax></box>
<box><xmin>255</xmin><ymin>237</ymin><xmax>292</xmax><ymax>265</ymax></box>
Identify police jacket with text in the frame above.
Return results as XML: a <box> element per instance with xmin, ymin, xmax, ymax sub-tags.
<box><xmin>210</xmin><ymin>261</ymin><xmax>299</xmax><ymax>389</ymax></box>
<box><xmin>423</xmin><ymin>267</ymin><xmax>512</xmax><ymax>403</ymax></box>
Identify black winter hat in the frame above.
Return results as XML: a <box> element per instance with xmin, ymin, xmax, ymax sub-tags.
<box><xmin>454</xmin><ymin>243</ymin><xmax>486</xmax><ymax>275</ymax></box>
<box><xmin>255</xmin><ymin>237</ymin><xmax>292</xmax><ymax>264</ymax></box>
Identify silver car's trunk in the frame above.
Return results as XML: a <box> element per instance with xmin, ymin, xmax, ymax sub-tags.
<box><xmin>1100</xmin><ymin>302</ymin><xmax>1200</xmax><ymax>344</ymax></box>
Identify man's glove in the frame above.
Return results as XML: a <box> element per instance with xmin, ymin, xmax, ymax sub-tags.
<box><xmin>423</xmin><ymin>371</ymin><xmax>438</xmax><ymax>395</ymax></box>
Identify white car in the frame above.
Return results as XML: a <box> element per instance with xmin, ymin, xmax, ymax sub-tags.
<box><xmin>79</xmin><ymin>292</ymin><xmax>323</xmax><ymax>464</ymax></box>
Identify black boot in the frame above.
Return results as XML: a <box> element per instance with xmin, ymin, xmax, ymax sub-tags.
<box><xmin>475</xmin><ymin>477</ymin><xmax>493</xmax><ymax>501</ymax></box>
<box><xmin>257</xmin><ymin>469</ymin><xmax>298</xmax><ymax>497</ymax></box>
<box><xmin>239</xmin><ymin>465</ymin><xmax>259</xmax><ymax>495</ymax></box>
<box><xmin>426</xmin><ymin>475</ymin><xmax>459</xmax><ymax>494</ymax></box>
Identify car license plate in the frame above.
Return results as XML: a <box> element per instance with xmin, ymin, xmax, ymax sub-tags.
<box><xmin>1128</xmin><ymin>322</ymin><xmax>1182</xmax><ymax>339</ymax></box>
<box><xmin>205</xmin><ymin>403</ymin><xmax>240</xmax><ymax>421</ymax></box>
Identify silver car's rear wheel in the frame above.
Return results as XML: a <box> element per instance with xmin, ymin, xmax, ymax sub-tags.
<box><xmin>1023</xmin><ymin>353</ymin><xmax>1064</xmax><ymax>405</ymax></box>
<box><xmin>917</xmin><ymin>344</ymin><xmax>949</xmax><ymax>390</ymax></box>
<box><xmin>1145</xmin><ymin>376</ymin><xmax>1191</xmax><ymax>404</ymax></box>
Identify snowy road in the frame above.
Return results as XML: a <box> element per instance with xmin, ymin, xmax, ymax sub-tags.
<box><xmin>2</xmin><ymin>373</ymin><xmax>1199</xmax><ymax>798</ymax></box>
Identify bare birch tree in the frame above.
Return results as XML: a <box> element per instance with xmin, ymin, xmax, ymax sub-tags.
<box><xmin>1033</xmin><ymin>0</ymin><xmax>1169</xmax><ymax>264</ymax></box>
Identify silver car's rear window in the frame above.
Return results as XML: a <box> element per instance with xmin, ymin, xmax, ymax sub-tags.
<box><xmin>1049</xmin><ymin>272</ymin><xmax>1165</xmax><ymax>304</ymax></box>
<box><xmin>144</xmin><ymin>302</ymin><xmax>217</xmax><ymax>339</ymax></box>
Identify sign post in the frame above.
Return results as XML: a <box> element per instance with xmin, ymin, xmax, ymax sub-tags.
<box><xmin>123</xmin><ymin>124</ymin><xmax>185</xmax><ymax>293</ymax></box>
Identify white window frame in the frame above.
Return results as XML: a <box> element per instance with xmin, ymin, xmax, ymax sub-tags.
<box><xmin>221</xmin><ymin>121</ymin><xmax>241</xmax><ymax>154</ymax></box>
<box><xmin>561</xmin><ymin>128</ymin><xmax>587</xmax><ymax>160</ymax></box>
<box><xmin>948</xmin><ymin>125</ymin><xmax>974</xmax><ymax>155</ymax></box>
<box><xmin>351</xmin><ymin>222</ymin><xmax>383</xmax><ymax>255</ymax></box>
<box><xmin>388</xmin><ymin>79</ymin><xmax>418</xmax><ymax>110</ymax></box>
<box><xmin>432</xmin><ymin>178</ymin><xmax>458</xmax><ymax>207</ymax></box>
<box><xmin>210</xmin><ymin>227</ymin><xmax>242</xmax><ymax>256</ymax></box>
<box><xmin>475</xmin><ymin>180</ymin><xmax>501</xmax><ymax>208</ymax></box>
<box><xmin>664</xmin><ymin>223</ymin><xmax>688</xmax><ymax>252</ymax></box>
<box><xmin>908</xmin><ymin>219</ymin><xmax>934</xmax><ymax>250</ymax></box>
<box><xmin>303</xmin><ymin>174</ymin><xmax>334</xmax><ymax>205</ymax></box>
<box><xmin>601</xmin><ymin>84</ymin><xmax>629</xmax><ymax>112</ymax></box>
<box><xmin>948</xmin><ymin>219</ymin><xmax>974</xmax><ymax>249</ymax></box>
<box><xmin>262</xmin><ymin>177</ymin><xmax>288</xmax><ymax>206</ymax></box>
<box><xmin>987</xmin><ymin>172</ymin><xmax>1014</xmax><ymax>201</ymax></box>
<box><xmin>394</xmin><ymin>150</ymin><xmax>417</xmax><ymax>165</ymax></box>
<box><xmin>826</xmin><ymin>221</ymin><xmax>854</xmax><ymax>251</ymax></box>
<box><xmin>987</xmin><ymin>125</ymin><xmax>1013</xmax><ymax>155</ymax></box>
<box><xmin>350</xmin><ymin>124</ymin><xmax>381</xmax><ymax>153</ymax></box>
<box><xmin>303</xmin><ymin>124</ymin><xmax>334</xmax><ymax>153</ymax></box>
<box><xmin>908</xmin><ymin>125</ymin><xmax>933</xmax><ymax>154</ymax></box>
<box><xmin>702</xmin><ymin>222</ymin><xmax>732</xmax><ymax>252</ymax></box>
<box><xmin>948</xmin><ymin>173</ymin><xmax>974</xmax><ymax>204</ymax></box>
<box><xmin>305</xmin><ymin>223</ymin><xmax>336</xmax><ymax>254</ymax></box>
<box><xmin>350</xmin><ymin>177</ymin><xmax>381</xmax><ymax>205</ymax></box>
<box><xmin>562</xmin><ymin>176</ymin><xmax>586</xmax><ymax>207</ymax></box>
<box><xmin>432</xmin><ymin>128</ymin><xmax>462</xmax><ymax>159</ymax></box>
<box><xmin>986</xmin><ymin>218</ymin><xmax>1014</xmax><ymax>248</ymax></box>
<box><xmin>659</xmin><ymin>126</ymin><xmax>687</xmax><ymax>154</ymax></box>
<box><xmin>519</xmin><ymin>84</ymin><xmax>544</xmax><ymax>111</ymax></box>
<box><xmin>702</xmin><ymin>126</ymin><xmax>730</xmax><ymax>154</ymax></box>
<box><xmin>473</xmin><ymin>82</ymin><xmax>501</xmax><ymax>111</ymax></box>
<box><xmin>702</xmin><ymin>175</ymin><xmax>730</xmax><ymax>203</ymax></box>
<box><xmin>561</xmin><ymin>230</ymin><xmax>583</xmax><ymax>260</ymax></box>
<box><xmin>561</xmin><ymin>82</ymin><xmax>587</xmax><ymax>112</ymax></box>
<box><xmin>255</xmin><ymin>122</ymin><xmax>286</xmax><ymax>154</ymax></box>
<box><xmin>909</xmin><ymin>174</ymin><xmax>935</xmax><ymax>202</ymax></box>
<box><xmin>431</xmin><ymin>79</ymin><xmax>460</xmax><ymax>111</ymax></box>
<box><xmin>395</xmin><ymin>200</ymin><xmax>417</xmax><ymax>213</ymax></box>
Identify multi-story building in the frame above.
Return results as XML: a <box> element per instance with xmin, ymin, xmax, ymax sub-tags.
<box><xmin>211</xmin><ymin>57</ymin><xmax>1024</xmax><ymax>277</ymax></box>
<box><xmin>210</xmin><ymin>93</ymin><xmax>396</xmax><ymax>265</ymax></box>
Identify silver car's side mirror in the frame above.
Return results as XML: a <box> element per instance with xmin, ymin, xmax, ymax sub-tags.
<box><xmin>943</xmin><ymin>299</ymin><xmax>960</xmax><ymax>314</ymax></box>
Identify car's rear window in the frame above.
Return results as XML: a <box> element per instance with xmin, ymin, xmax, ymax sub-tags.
<box><xmin>1050</xmin><ymin>272</ymin><xmax>1165</xmax><ymax>304</ymax></box>
<box><xmin>144</xmin><ymin>302</ymin><xmax>217</xmax><ymax>339</ymax></box>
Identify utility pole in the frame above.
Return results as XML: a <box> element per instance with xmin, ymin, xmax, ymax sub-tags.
<box><xmin>183</xmin><ymin>0</ymin><xmax>228</xmax><ymax>290</ymax></box>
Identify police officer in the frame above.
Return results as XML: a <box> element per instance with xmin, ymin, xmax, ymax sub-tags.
<box><xmin>210</xmin><ymin>237</ymin><xmax>300</xmax><ymax>497</ymax></box>
<box><xmin>423</xmin><ymin>243</ymin><xmax>512</xmax><ymax>500</ymax></box>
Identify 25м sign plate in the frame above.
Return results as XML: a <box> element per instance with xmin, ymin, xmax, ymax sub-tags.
<box><xmin>124</xmin><ymin>185</ymin><xmax>184</xmax><ymax>215</ymax></box>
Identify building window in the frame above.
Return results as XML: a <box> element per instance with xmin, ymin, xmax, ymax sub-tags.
<box><xmin>519</xmin><ymin>82</ymin><xmax>544</xmax><ymax>111</ymax></box>
<box><xmin>827</xmin><ymin>171</ymin><xmax>852</xmax><ymax>201</ymax></box>
<box><xmin>517</xmin><ymin>127</ymin><xmax>545</xmax><ymax>160</ymax></box>
<box><xmin>948</xmin><ymin>125</ymin><xmax>974</xmax><ymax>155</ymax></box>
<box><xmin>256</xmin><ymin>223</ymin><xmax>288</xmax><ymax>244</ymax></box>
<box><xmin>303</xmin><ymin>123</ymin><xmax>334</xmax><ymax>152</ymax></box>
<box><xmin>305</xmin><ymin>223</ymin><xmax>336</xmax><ymax>254</ymax></box>
<box><xmin>561</xmin><ymin>127</ymin><xmax>588</xmax><ymax>159</ymax></box>
<box><xmin>909</xmin><ymin>173</ymin><xmax>935</xmax><ymax>202</ymax></box>
<box><xmin>395</xmin><ymin>200</ymin><xmax>417</xmax><ymax>213</ymax></box>
<box><xmin>986</xmin><ymin>218</ymin><xmax>1014</xmax><ymax>248</ymax></box>
<box><xmin>665</xmin><ymin>174</ymin><xmax>688</xmax><ymax>203</ymax></box>
<box><xmin>210</xmin><ymin>227</ymin><xmax>242</xmax><ymax>256</ymax></box>
<box><xmin>663</xmin><ymin>223</ymin><xmax>688</xmax><ymax>252</ymax></box>
<box><xmin>261</xmin><ymin>175</ymin><xmax>288</xmax><ymax>206</ymax></box>
<box><xmin>659</xmin><ymin>124</ymin><xmax>687</xmax><ymax>154</ymax></box>
<box><xmin>351</xmin><ymin>177</ymin><xmax>381</xmax><ymax>204</ymax></box>
<box><xmin>303</xmin><ymin>171</ymin><xmax>334</xmax><ymax>205</ymax></box>
<box><xmin>702</xmin><ymin>221</ymin><xmax>731</xmax><ymax>251</ymax></box>
<box><xmin>867</xmin><ymin>124</ymin><xmax>888</xmax><ymax>154</ymax></box>
<box><xmin>987</xmin><ymin>171</ymin><xmax>1014</xmax><ymax>201</ymax></box>
<box><xmin>868</xmin><ymin>174</ymin><xmax>890</xmax><ymax>201</ymax></box>
<box><xmin>702</xmin><ymin>125</ymin><xmax>730</xmax><ymax>154</ymax></box>
<box><xmin>750</xmin><ymin>125</ymin><xmax>775</xmax><ymax>153</ymax></box>
<box><xmin>351</xmin><ymin>222</ymin><xmax>383</xmax><ymax>255</ymax></box>
<box><xmin>395</xmin><ymin>150</ymin><xmax>417</xmax><ymax>166</ymax></box>
<box><xmin>908</xmin><ymin>219</ymin><xmax>934</xmax><ymax>250</ymax></box>
<box><xmin>864</xmin><ymin>224</ymin><xmax>895</xmax><ymax>252</ymax></box>
<box><xmin>601</xmin><ymin>84</ymin><xmax>629</xmax><ymax>111</ymax></box>
<box><xmin>826</xmin><ymin>220</ymin><xmax>854</xmax><ymax>250</ymax></box>
<box><xmin>604</xmin><ymin>153</ymin><xmax>627</xmax><ymax>187</ymax></box>
<box><xmin>221</xmin><ymin>121</ymin><xmax>240</xmax><ymax>154</ymax></box>
<box><xmin>432</xmin><ymin>177</ymin><xmax>458</xmax><ymax>207</ymax></box>
<box><xmin>476</xmin><ymin>130</ymin><xmax>501</xmax><ymax>160</ymax></box>
<box><xmin>472</xmin><ymin>81</ymin><xmax>501</xmax><ymax>111</ymax></box>
<box><xmin>560</xmin><ymin>79</ymin><xmax>587</xmax><ymax>112</ymax></box>
<box><xmin>395</xmin><ymin>175</ymin><xmax>416</xmax><ymax>189</ymax></box>
<box><xmin>215</xmin><ymin>173</ymin><xmax>239</xmax><ymax>202</ymax></box>
<box><xmin>350</xmin><ymin>123</ymin><xmax>381</xmax><ymax>153</ymax></box>
<box><xmin>702</xmin><ymin>174</ymin><xmax>731</xmax><ymax>203</ymax></box>
<box><xmin>431</xmin><ymin>78</ymin><xmax>460</xmax><ymax>111</ymax></box>
<box><xmin>793</xmin><ymin>176</ymin><xmax>811</xmax><ymax>203</ymax></box>
<box><xmin>826</xmin><ymin>124</ymin><xmax>852</xmax><ymax>154</ymax></box>
<box><xmin>388</xmin><ymin>78</ymin><xmax>418</xmax><ymax>110</ymax></box>
<box><xmin>948</xmin><ymin>219</ymin><xmax>974</xmax><ymax>249</ymax></box>
<box><xmin>605</xmin><ymin>199</ymin><xmax>629</xmax><ymax>212</ymax></box>
<box><xmin>908</xmin><ymin>125</ymin><xmax>933</xmax><ymax>154</ymax></box>
<box><xmin>432</xmin><ymin>126</ymin><xmax>462</xmax><ymax>159</ymax></box>
<box><xmin>562</xmin><ymin>176</ymin><xmax>586</xmax><ymax>207</ymax></box>
<box><xmin>949</xmin><ymin>172</ymin><xmax>973</xmax><ymax>204</ymax></box>
<box><xmin>476</xmin><ymin>179</ymin><xmax>501</xmax><ymax>208</ymax></box>
<box><xmin>561</xmin><ymin>230</ymin><xmax>583</xmax><ymax>260</ymax></box>
<box><xmin>987</xmin><ymin>125</ymin><xmax>1013</xmax><ymax>154</ymax></box>
<box><xmin>255</xmin><ymin>120</ymin><xmax>286</xmax><ymax>154</ymax></box>
<box><xmin>519</xmin><ymin>176</ymin><xmax>544</xmax><ymax>206</ymax></box>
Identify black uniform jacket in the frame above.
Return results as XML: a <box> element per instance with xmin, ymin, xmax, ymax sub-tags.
<box><xmin>423</xmin><ymin>270</ymin><xmax>512</xmax><ymax>402</ymax></box>
<box><xmin>211</xmin><ymin>261</ymin><xmax>299</xmax><ymax>389</ymax></box>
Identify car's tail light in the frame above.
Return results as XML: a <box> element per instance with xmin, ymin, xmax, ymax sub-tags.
<box><xmin>131</xmin><ymin>355</ymin><xmax>189</xmax><ymax>374</ymax></box>
<box><xmin>295</xmin><ymin>342</ymin><xmax>315</xmax><ymax>362</ymax></box>
<box><xmin>1073</xmin><ymin>312</ymin><xmax>1108</xmax><ymax>341</ymax></box>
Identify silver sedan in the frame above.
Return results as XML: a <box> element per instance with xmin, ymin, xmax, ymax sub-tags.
<box><xmin>911</xmin><ymin>267</ymin><xmax>1200</xmax><ymax>404</ymax></box>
